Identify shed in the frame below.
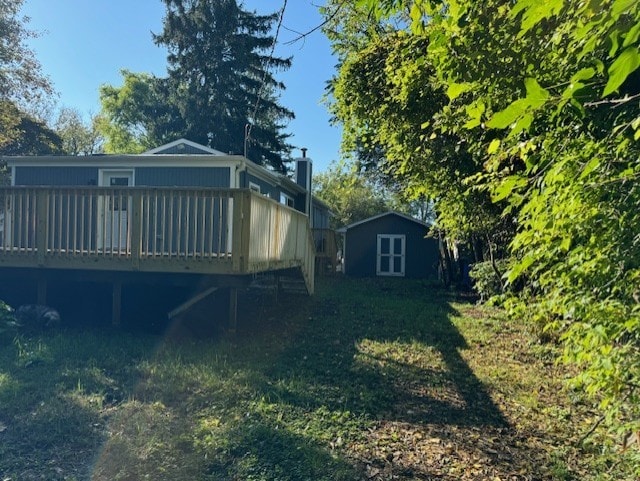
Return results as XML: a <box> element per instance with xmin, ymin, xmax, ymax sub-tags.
<box><xmin>338</xmin><ymin>212</ymin><xmax>439</xmax><ymax>278</ymax></box>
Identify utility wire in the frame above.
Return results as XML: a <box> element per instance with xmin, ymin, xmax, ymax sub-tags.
<box><xmin>245</xmin><ymin>0</ymin><xmax>288</xmax><ymax>156</ymax></box>
<box><xmin>282</xmin><ymin>0</ymin><xmax>347</xmax><ymax>46</ymax></box>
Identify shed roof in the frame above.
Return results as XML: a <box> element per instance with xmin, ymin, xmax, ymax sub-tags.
<box><xmin>337</xmin><ymin>211</ymin><xmax>429</xmax><ymax>233</ymax></box>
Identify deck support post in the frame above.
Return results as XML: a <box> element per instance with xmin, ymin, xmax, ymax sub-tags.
<box><xmin>37</xmin><ymin>277</ymin><xmax>47</xmax><ymax>305</ymax></box>
<box><xmin>112</xmin><ymin>280</ymin><xmax>122</xmax><ymax>327</ymax></box>
<box><xmin>228</xmin><ymin>287</ymin><xmax>238</xmax><ymax>335</ymax></box>
<box><xmin>36</xmin><ymin>194</ymin><xmax>49</xmax><ymax>267</ymax></box>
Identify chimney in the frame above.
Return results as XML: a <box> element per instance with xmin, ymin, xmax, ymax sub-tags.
<box><xmin>295</xmin><ymin>148</ymin><xmax>313</xmax><ymax>221</ymax></box>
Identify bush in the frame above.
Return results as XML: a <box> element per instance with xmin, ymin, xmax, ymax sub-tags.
<box><xmin>469</xmin><ymin>259</ymin><xmax>510</xmax><ymax>301</ymax></box>
<box><xmin>0</xmin><ymin>300</ymin><xmax>17</xmax><ymax>335</ymax></box>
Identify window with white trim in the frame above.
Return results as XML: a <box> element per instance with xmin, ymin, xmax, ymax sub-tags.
<box><xmin>280</xmin><ymin>192</ymin><xmax>295</xmax><ymax>208</ymax></box>
<box><xmin>249</xmin><ymin>182</ymin><xmax>261</xmax><ymax>193</ymax></box>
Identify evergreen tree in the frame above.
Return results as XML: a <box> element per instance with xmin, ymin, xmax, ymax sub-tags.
<box><xmin>99</xmin><ymin>0</ymin><xmax>294</xmax><ymax>171</ymax></box>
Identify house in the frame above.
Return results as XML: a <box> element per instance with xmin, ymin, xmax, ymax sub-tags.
<box><xmin>0</xmin><ymin>139</ymin><xmax>331</xmax><ymax>327</ymax></box>
<box><xmin>337</xmin><ymin>212</ymin><xmax>439</xmax><ymax>278</ymax></box>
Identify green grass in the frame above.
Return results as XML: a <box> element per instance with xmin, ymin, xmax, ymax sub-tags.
<box><xmin>0</xmin><ymin>277</ymin><xmax>637</xmax><ymax>480</ymax></box>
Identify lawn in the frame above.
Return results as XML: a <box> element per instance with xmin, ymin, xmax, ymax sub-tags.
<box><xmin>0</xmin><ymin>277</ymin><xmax>635</xmax><ymax>480</ymax></box>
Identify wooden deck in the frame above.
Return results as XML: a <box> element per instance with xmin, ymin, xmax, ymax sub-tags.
<box><xmin>0</xmin><ymin>187</ymin><xmax>315</xmax><ymax>294</ymax></box>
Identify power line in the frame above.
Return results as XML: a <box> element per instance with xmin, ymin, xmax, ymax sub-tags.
<box><xmin>283</xmin><ymin>0</ymin><xmax>347</xmax><ymax>46</ymax></box>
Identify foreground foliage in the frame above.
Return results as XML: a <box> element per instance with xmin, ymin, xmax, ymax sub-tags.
<box><xmin>0</xmin><ymin>279</ymin><xmax>637</xmax><ymax>480</ymax></box>
<box><xmin>327</xmin><ymin>0</ymin><xmax>640</xmax><ymax>446</ymax></box>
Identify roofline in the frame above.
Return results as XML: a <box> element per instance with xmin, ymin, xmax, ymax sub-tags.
<box><xmin>3</xmin><ymin>149</ymin><xmax>323</xmax><ymax>198</ymax></box>
<box><xmin>337</xmin><ymin>211</ymin><xmax>430</xmax><ymax>232</ymax></box>
<box><xmin>143</xmin><ymin>138</ymin><xmax>226</xmax><ymax>155</ymax></box>
<box><xmin>3</xmin><ymin>154</ymin><xmax>246</xmax><ymax>167</ymax></box>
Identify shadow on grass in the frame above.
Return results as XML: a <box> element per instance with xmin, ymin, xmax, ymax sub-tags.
<box><xmin>0</xmin><ymin>336</ymin><xmax>106</xmax><ymax>481</ymax></box>
<box><xmin>0</xmin><ymin>277</ymin><xmax>553</xmax><ymax>480</ymax></box>
<box><xmin>259</xmin><ymin>277</ymin><xmax>508</xmax><ymax>428</ymax></box>
<box><xmin>203</xmin><ymin>415</ymin><xmax>358</xmax><ymax>481</ymax></box>
<box><xmin>234</xmin><ymin>277</ymin><xmax>549</xmax><ymax>479</ymax></box>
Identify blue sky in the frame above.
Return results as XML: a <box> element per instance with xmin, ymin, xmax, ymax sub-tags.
<box><xmin>21</xmin><ymin>0</ymin><xmax>341</xmax><ymax>173</ymax></box>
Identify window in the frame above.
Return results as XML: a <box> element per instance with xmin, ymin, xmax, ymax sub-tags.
<box><xmin>249</xmin><ymin>182</ymin><xmax>261</xmax><ymax>193</ymax></box>
<box><xmin>376</xmin><ymin>234</ymin><xmax>405</xmax><ymax>277</ymax></box>
<box><xmin>280</xmin><ymin>192</ymin><xmax>295</xmax><ymax>208</ymax></box>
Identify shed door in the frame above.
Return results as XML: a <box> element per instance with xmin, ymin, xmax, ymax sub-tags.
<box><xmin>98</xmin><ymin>170</ymin><xmax>134</xmax><ymax>251</ymax></box>
<box><xmin>377</xmin><ymin>234</ymin><xmax>405</xmax><ymax>277</ymax></box>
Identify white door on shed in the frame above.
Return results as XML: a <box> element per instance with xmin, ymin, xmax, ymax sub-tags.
<box><xmin>377</xmin><ymin>234</ymin><xmax>405</xmax><ymax>276</ymax></box>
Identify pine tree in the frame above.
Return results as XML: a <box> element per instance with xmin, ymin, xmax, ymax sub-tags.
<box><xmin>155</xmin><ymin>0</ymin><xmax>294</xmax><ymax>171</ymax></box>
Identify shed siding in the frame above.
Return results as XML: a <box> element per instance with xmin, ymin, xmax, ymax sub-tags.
<box><xmin>344</xmin><ymin>215</ymin><xmax>439</xmax><ymax>278</ymax></box>
<box><xmin>136</xmin><ymin>167</ymin><xmax>230</xmax><ymax>187</ymax></box>
<box><xmin>15</xmin><ymin>167</ymin><xmax>99</xmax><ymax>186</ymax></box>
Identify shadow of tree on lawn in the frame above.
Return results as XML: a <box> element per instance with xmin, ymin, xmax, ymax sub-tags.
<box><xmin>240</xmin><ymin>277</ymin><xmax>552</xmax><ymax>480</ymax></box>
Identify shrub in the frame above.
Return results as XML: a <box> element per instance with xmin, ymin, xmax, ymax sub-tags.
<box><xmin>469</xmin><ymin>259</ymin><xmax>510</xmax><ymax>301</ymax></box>
<box><xmin>0</xmin><ymin>300</ymin><xmax>17</xmax><ymax>335</ymax></box>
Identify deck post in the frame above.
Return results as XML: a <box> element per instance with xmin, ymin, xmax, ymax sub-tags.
<box><xmin>112</xmin><ymin>280</ymin><xmax>122</xmax><ymax>327</ymax></box>
<box><xmin>231</xmin><ymin>191</ymin><xmax>252</xmax><ymax>273</ymax></box>
<box><xmin>36</xmin><ymin>192</ymin><xmax>49</xmax><ymax>266</ymax></box>
<box><xmin>37</xmin><ymin>277</ymin><xmax>47</xmax><ymax>305</ymax></box>
<box><xmin>130</xmin><ymin>191</ymin><xmax>142</xmax><ymax>270</ymax></box>
<box><xmin>228</xmin><ymin>287</ymin><xmax>238</xmax><ymax>334</ymax></box>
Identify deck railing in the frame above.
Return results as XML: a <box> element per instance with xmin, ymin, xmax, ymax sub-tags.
<box><xmin>0</xmin><ymin>187</ymin><xmax>315</xmax><ymax>293</ymax></box>
<box><xmin>312</xmin><ymin>228</ymin><xmax>338</xmax><ymax>275</ymax></box>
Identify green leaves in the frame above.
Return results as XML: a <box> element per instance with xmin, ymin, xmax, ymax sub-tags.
<box><xmin>524</xmin><ymin>78</ymin><xmax>550</xmax><ymax>107</ymax></box>
<box><xmin>603</xmin><ymin>46</ymin><xmax>640</xmax><ymax>96</ymax></box>
<box><xmin>486</xmin><ymin>99</ymin><xmax>529</xmax><ymax>129</ymax></box>
<box><xmin>446</xmin><ymin>82</ymin><xmax>473</xmax><ymax>101</ymax></box>
<box><xmin>487</xmin><ymin>139</ymin><xmax>501</xmax><ymax>154</ymax></box>
<box><xmin>486</xmin><ymin>78</ymin><xmax>548</xmax><ymax>134</ymax></box>
<box><xmin>336</xmin><ymin>0</ymin><xmax>640</xmax><ymax>452</ymax></box>
<box><xmin>492</xmin><ymin>175</ymin><xmax>527</xmax><ymax>202</ymax></box>
<box><xmin>510</xmin><ymin>0</ymin><xmax>564</xmax><ymax>37</ymax></box>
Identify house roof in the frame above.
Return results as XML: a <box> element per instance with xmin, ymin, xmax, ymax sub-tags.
<box><xmin>337</xmin><ymin>211</ymin><xmax>429</xmax><ymax>233</ymax></box>
<box><xmin>143</xmin><ymin>138</ymin><xmax>227</xmax><ymax>156</ymax></box>
<box><xmin>2</xmin><ymin>140</ymin><xmax>333</xmax><ymax>211</ymax></box>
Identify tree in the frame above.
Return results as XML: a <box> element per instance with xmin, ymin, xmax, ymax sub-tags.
<box><xmin>348</xmin><ymin>0</ymin><xmax>640</xmax><ymax>459</ymax></box>
<box><xmin>314</xmin><ymin>161</ymin><xmax>391</xmax><ymax>228</ymax></box>
<box><xmin>326</xmin><ymin>14</ymin><xmax>513</xmax><ymax>263</ymax></box>
<box><xmin>0</xmin><ymin>100</ymin><xmax>62</xmax><ymax>156</ymax></box>
<box><xmin>99</xmin><ymin>0</ymin><xmax>294</xmax><ymax>171</ymax></box>
<box><xmin>98</xmin><ymin>70</ymin><xmax>184</xmax><ymax>154</ymax></box>
<box><xmin>0</xmin><ymin>0</ymin><xmax>57</xmax><ymax>156</ymax></box>
<box><xmin>0</xmin><ymin>0</ymin><xmax>53</xmax><ymax>105</ymax></box>
<box><xmin>55</xmin><ymin>107</ymin><xmax>103</xmax><ymax>155</ymax></box>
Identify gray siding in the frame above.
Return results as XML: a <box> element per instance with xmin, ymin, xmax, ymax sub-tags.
<box><xmin>15</xmin><ymin>167</ymin><xmax>99</xmax><ymax>186</ymax></box>
<box><xmin>136</xmin><ymin>167</ymin><xmax>230</xmax><ymax>187</ymax></box>
<box><xmin>241</xmin><ymin>172</ymin><xmax>278</xmax><ymax>200</ymax></box>
<box><xmin>312</xmin><ymin>204</ymin><xmax>330</xmax><ymax>229</ymax></box>
<box><xmin>14</xmin><ymin>166</ymin><xmax>231</xmax><ymax>188</ymax></box>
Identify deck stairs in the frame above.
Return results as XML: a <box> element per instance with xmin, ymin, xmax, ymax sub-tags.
<box><xmin>249</xmin><ymin>272</ymin><xmax>310</xmax><ymax>296</ymax></box>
